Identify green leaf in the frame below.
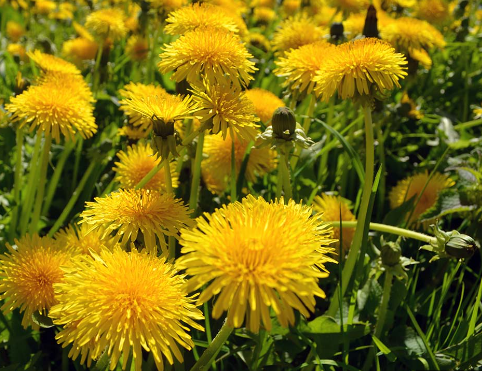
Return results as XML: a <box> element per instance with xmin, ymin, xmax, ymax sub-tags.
<box><xmin>32</xmin><ymin>311</ymin><xmax>54</xmax><ymax>328</ymax></box>
<box><xmin>372</xmin><ymin>335</ymin><xmax>397</xmax><ymax>362</ymax></box>
<box><xmin>419</xmin><ymin>189</ymin><xmax>476</xmax><ymax>221</ymax></box>
<box><xmin>437</xmin><ymin>331</ymin><xmax>482</xmax><ymax>369</ymax></box>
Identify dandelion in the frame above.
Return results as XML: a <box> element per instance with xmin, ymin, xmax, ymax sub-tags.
<box><xmin>275</xmin><ymin>41</ymin><xmax>336</xmax><ymax>95</ymax></box>
<box><xmin>164</xmin><ymin>3</ymin><xmax>240</xmax><ymax>35</ymax></box>
<box><xmin>50</xmin><ymin>247</ymin><xmax>204</xmax><ymax>371</ymax></box>
<box><xmin>55</xmin><ymin>224</ymin><xmax>116</xmax><ymax>256</ymax></box>
<box><xmin>7</xmin><ymin>43</ymin><xmax>28</xmax><ymax>61</ymax></box>
<box><xmin>389</xmin><ymin>171</ymin><xmax>455</xmax><ymax>224</ymax></box>
<box><xmin>158</xmin><ymin>28</ymin><xmax>256</xmax><ymax>88</ymax></box>
<box><xmin>253</xmin><ymin>7</ymin><xmax>276</xmax><ymax>24</ymax></box>
<box><xmin>272</xmin><ymin>15</ymin><xmax>325</xmax><ymax>55</ymax></box>
<box><xmin>244</xmin><ymin>88</ymin><xmax>284</xmax><ymax>123</ymax></box>
<box><xmin>62</xmin><ymin>38</ymin><xmax>98</xmax><ymax>63</ymax></box>
<box><xmin>125</xmin><ymin>35</ymin><xmax>149</xmax><ymax>61</ymax></box>
<box><xmin>408</xmin><ymin>48</ymin><xmax>432</xmax><ymax>70</ymax></box>
<box><xmin>247</xmin><ymin>32</ymin><xmax>271</xmax><ymax>53</ymax></box>
<box><xmin>202</xmin><ymin>131</ymin><xmax>277</xmax><ymax>194</ymax></box>
<box><xmin>0</xmin><ymin>234</ymin><xmax>71</xmax><ymax>329</ymax></box>
<box><xmin>113</xmin><ymin>142</ymin><xmax>178</xmax><ymax>191</ymax></box>
<box><xmin>148</xmin><ymin>0</ymin><xmax>188</xmax><ymax>13</ymax></box>
<box><xmin>27</xmin><ymin>50</ymin><xmax>81</xmax><ymax>76</ymax></box>
<box><xmin>330</xmin><ymin>0</ymin><xmax>369</xmax><ymax>13</ymax></box>
<box><xmin>177</xmin><ymin>195</ymin><xmax>337</xmax><ymax>333</ymax></box>
<box><xmin>80</xmin><ymin>189</ymin><xmax>193</xmax><ymax>255</ymax></box>
<box><xmin>314</xmin><ymin>38</ymin><xmax>407</xmax><ymax>103</ymax></box>
<box><xmin>5</xmin><ymin>74</ymin><xmax>97</xmax><ymax>142</ymax></box>
<box><xmin>118</xmin><ymin>125</ymin><xmax>150</xmax><ymax>140</ymax></box>
<box><xmin>34</xmin><ymin>0</ymin><xmax>56</xmax><ymax>14</ymax></box>
<box><xmin>400</xmin><ymin>92</ymin><xmax>423</xmax><ymax>120</ymax></box>
<box><xmin>6</xmin><ymin>21</ymin><xmax>25</xmax><ymax>42</ymax></box>
<box><xmin>313</xmin><ymin>194</ymin><xmax>356</xmax><ymax>254</ymax></box>
<box><xmin>85</xmin><ymin>8</ymin><xmax>127</xmax><ymax>41</ymax></box>
<box><xmin>417</xmin><ymin>0</ymin><xmax>450</xmax><ymax>24</ymax></box>
<box><xmin>191</xmin><ymin>81</ymin><xmax>260</xmax><ymax>141</ymax></box>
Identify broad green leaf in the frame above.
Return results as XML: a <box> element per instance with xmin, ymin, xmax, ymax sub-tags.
<box><xmin>420</xmin><ymin>189</ymin><xmax>476</xmax><ymax>221</ymax></box>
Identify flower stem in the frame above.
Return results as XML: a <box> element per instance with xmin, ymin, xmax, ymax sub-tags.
<box><xmin>230</xmin><ymin>138</ymin><xmax>237</xmax><ymax>202</ymax></box>
<box><xmin>327</xmin><ymin>105</ymin><xmax>375</xmax><ymax>317</ymax></box>
<box><xmin>47</xmin><ymin>161</ymin><xmax>97</xmax><ymax>237</ymax></box>
<box><xmin>134</xmin><ymin>160</ymin><xmax>164</xmax><ymax>190</ymax></box>
<box><xmin>190</xmin><ymin>320</ymin><xmax>233</xmax><ymax>371</ymax></box>
<box><xmin>19</xmin><ymin>133</ymin><xmax>42</xmax><ymax>236</ymax></box>
<box><xmin>279</xmin><ymin>153</ymin><xmax>292</xmax><ymax>201</ymax></box>
<box><xmin>324</xmin><ymin>221</ymin><xmax>435</xmax><ymax>245</ymax></box>
<box><xmin>29</xmin><ymin>134</ymin><xmax>52</xmax><ymax>233</ymax></box>
<box><xmin>189</xmin><ymin>131</ymin><xmax>205</xmax><ymax>211</ymax></box>
<box><xmin>8</xmin><ymin>128</ymin><xmax>24</xmax><ymax>242</ymax></box>
<box><xmin>164</xmin><ymin>157</ymin><xmax>176</xmax><ymax>260</ymax></box>
<box><xmin>291</xmin><ymin>94</ymin><xmax>315</xmax><ymax>170</ymax></box>
<box><xmin>319</xmin><ymin>97</ymin><xmax>335</xmax><ymax>178</ymax></box>
<box><xmin>92</xmin><ymin>38</ymin><xmax>105</xmax><ymax>97</ymax></box>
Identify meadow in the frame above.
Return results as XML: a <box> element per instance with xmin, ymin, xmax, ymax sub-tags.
<box><xmin>1</xmin><ymin>0</ymin><xmax>482</xmax><ymax>370</ymax></box>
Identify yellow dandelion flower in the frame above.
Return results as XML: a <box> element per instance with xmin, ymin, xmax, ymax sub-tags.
<box><xmin>312</xmin><ymin>194</ymin><xmax>356</xmax><ymax>254</ymax></box>
<box><xmin>119</xmin><ymin>82</ymin><xmax>169</xmax><ymax>132</ymax></box>
<box><xmin>417</xmin><ymin>0</ymin><xmax>450</xmax><ymax>24</ymax></box>
<box><xmin>244</xmin><ymin>88</ymin><xmax>284</xmax><ymax>123</ymax></box>
<box><xmin>253</xmin><ymin>0</ymin><xmax>276</xmax><ymax>7</ymax></box>
<box><xmin>313</xmin><ymin>4</ymin><xmax>341</xmax><ymax>27</ymax></box>
<box><xmin>27</xmin><ymin>50</ymin><xmax>81</xmax><ymax>76</ymax></box>
<box><xmin>50</xmin><ymin>2</ymin><xmax>74</xmax><ymax>20</ymax></box>
<box><xmin>158</xmin><ymin>28</ymin><xmax>256</xmax><ymax>88</ymax></box>
<box><xmin>314</xmin><ymin>38</ymin><xmax>407</xmax><ymax>102</ymax></box>
<box><xmin>381</xmin><ymin>17</ymin><xmax>446</xmax><ymax>51</ymax></box>
<box><xmin>177</xmin><ymin>195</ymin><xmax>337</xmax><ymax>333</ymax></box>
<box><xmin>50</xmin><ymin>248</ymin><xmax>204</xmax><ymax>371</ymax></box>
<box><xmin>275</xmin><ymin>41</ymin><xmax>335</xmax><ymax>95</ymax></box>
<box><xmin>248</xmin><ymin>32</ymin><xmax>271</xmax><ymax>53</ymax></box>
<box><xmin>79</xmin><ymin>189</ymin><xmax>193</xmax><ymax>255</ymax></box>
<box><xmin>148</xmin><ymin>0</ymin><xmax>188</xmax><ymax>13</ymax></box>
<box><xmin>55</xmin><ymin>224</ymin><xmax>116</xmax><ymax>256</ymax></box>
<box><xmin>281</xmin><ymin>0</ymin><xmax>301</xmax><ymax>16</ymax></box>
<box><xmin>118</xmin><ymin>125</ymin><xmax>150</xmax><ymax>139</ymax></box>
<box><xmin>343</xmin><ymin>10</ymin><xmax>396</xmax><ymax>40</ymax></box>
<box><xmin>34</xmin><ymin>0</ymin><xmax>56</xmax><ymax>14</ymax></box>
<box><xmin>113</xmin><ymin>142</ymin><xmax>179</xmax><ymax>191</ymax></box>
<box><xmin>253</xmin><ymin>7</ymin><xmax>276</xmax><ymax>23</ymax></box>
<box><xmin>330</xmin><ymin>0</ymin><xmax>369</xmax><ymax>13</ymax></box>
<box><xmin>124</xmin><ymin>3</ymin><xmax>140</xmax><ymax>32</ymax></box>
<box><xmin>408</xmin><ymin>48</ymin><xmax>432</xmax><ymax>70</ymax></box>
<box><xmin>400</xmin><ymin>92</ymin><xmax>424</xmax><ymax>120</ymax></box>
<box><xmin>62</xmin><ymin>38</ymin><xmax>98</xmax><ymax>63</ymax></box>
<box><xmin>191</xmin><ymin>81</ymin><xmax>260</xmax><ymax>141</ymax></box>
<box><xmin>0</xmin><ymin>234</ymin><xmax>71</xmax><ymax>329</ymax></box>
<box><xmin>6</xmin><ymin>21</ymin><xmax>25</xmax><ymax>42</ymax></box>
<box><xmin>204</xmin><ymin>0</ymin><xmax>248</xmax><ymax>15</ymax></box>
<box><xmin>164</xmin><ymin>3</ymin><xmax>239</xmax><ymax>35</ymax></box>
<box><xmin>7</xmin><ymin>43</ymin><xmax>28</xmax><ymax>61</ymax></box>
<box><xmin>85</xmin><ymin>8</ymin><xmax>127</xmax><ymax>41</ymax></box>
<box><xmin>474</xmin><ymin>105</ymin><xmax>482</xmax><ymax>119</ymax></box>
<box><xmin>73</xmin><ymin>21</ymin><xmax>94</xmax><ymax>41</ymax></box>
<box><xmin>5</xmin><ymin>74</ymin><xmax>97</xmax><ymax>142</ymax></box>
<box><xmin>272</xmin><ymin>15</ymin><xmax>325</xmax><ymax>55</ymax></box>
<box><xmin>389</xmin><ymin>171</ymin><xmax>454</xmax><ymax>224</ymax></box>
<box><xmin>202</xmin><ymin>131</ymin><xmax>277</xmax><ymax>194</ymax></box>
<box><xmin>125</xmin><ymin>35</ymin><xmax>148</xmax><ymax>61</ymax></box>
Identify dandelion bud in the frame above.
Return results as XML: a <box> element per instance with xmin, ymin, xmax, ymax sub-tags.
<box><xmin>330</xmin><ymin>23</ymin><xmax>344</xmax><ymax>43</ymax></box>
<box><xmin>445</xmin><ymin>234</ymin><xmax>477</xmax><ymax>260</ymax></box>
<box><xmin>272</xmin><ymin>107</ymin><xmax>296</xmax><ymax>140</ymax></box>
<box><xmin>381</xmin><ymin>241</ymin><xmax>401</xmax><ymax>267</ymax></box>
<box><xmin>363</xmin><ymin>5</ymin><xmax>379</xmax><ymax>39</ymax></box>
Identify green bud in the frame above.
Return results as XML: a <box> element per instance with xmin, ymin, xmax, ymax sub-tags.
<box><xmin>381</xmin><ymin>241</ymin><xmax>402</xmax><ymax>267</ymax></box>
<box><xmin>272</xmin><ymin>107</ymin><xmax>296</xmax><ymax>140</ymax></box>
<box><xmin>152</xmin><ymin>116</ymin><xmax>175</xmax><ymax>138</ymax></box>
<box><xmin>445</xmin><ymin>234</ymin><xmax>477</xmax><ymax>260</ymax></box>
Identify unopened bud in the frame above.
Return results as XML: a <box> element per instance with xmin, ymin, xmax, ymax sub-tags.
<box><xmin>445</xmin><ymin>234</ymin><xmax>477</xmax><ymax>260</ymax></box>
<box><xmin>272</xmin><ymin>107</ymin><xmax>296</xmax><ymax>140</ymax></box>
<box><xmin>381</xmin><ymin>241</ymin><xmax>401</xmax><ymax>267</ymax></box>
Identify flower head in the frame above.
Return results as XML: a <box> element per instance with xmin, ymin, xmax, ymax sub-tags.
<box><xmin>389</xmin><ymin>171</ymin><xmax>454</xmax><ymax>224</ymax></box>
<box><xmin>416</xmin><ymin>0</ymin><xmax>450</xmax><ymax>24</ymax></box>
<box><xmin>0</xmin><ymin>234</ymin><xmax>71</xmax><ymax>329</ymax></box>
<box><xmin>118</xmin><ymin>125</ymin><xmax>150</xmax><ymax>140</ymax></box>
<box><xmin>62</xmin><ymin>38</ymin><xmax>98</xmax><ymax>63</ymax></box>
<box><xmin>27</xmin><ymin>50</ymin><xmax>81</xmax><ymax>76</ymax></box>
<box><xmin>80</xmin><ymin>189</ymin><xmax>193</xmax><ymax>255</ymax></box>
<box><xmin>244</xmin><ymin>88</ymin><xmax>284</xmax><ymax>123</ymax></box>
<box><xmin>6</xmin><ymin>21</ymin><xmax>25</xmax><ymax>42</ymax></box>
<box><xmin>113</xmin><ymin>142</ymin><xmax>179</xmax><ymax>191</ymax></box>
<box><xmin>202</xmin><ymin>131</ymin><xmax>276</xmax><ymax>194</ymax></box>
<box><xmin>330</xmin><ymin>0</ymin><xmax>369</xmax><ymax>13</ymax></box>
<box><xmin>5</xmin><ymin>73</ymin><xmax>97</xmax><ymax>142</ymax></box>
<box><xmin>125</xmin><ymin>35</ymin><xmax>148</xmax><ymax>61</ymax></box>
<box><xmin>272</xmin><ymin>15</ymin><xmax>325</xmax><ymax>55</ymax></box>
<box><xmin>312</xmin><ymin>194</ymin><xmax>356</xmax><ymax>254</ymax></box>
<box><xmin>55</xmin><ymin>223</ymin><xmax>116</xmax><ymax>256</ymax></box>
<box><xmin>165</xmin><ymin>3</ymin><xmax>240</xmax><ymax>35</ymax></box>
<box><xmin>158</xmin><ymin>28</ymin><xmax>256</xmax><ymax>88</ymax></box>
<box><xmin>147</xmin><ymin>0</ymin><xmax>188</xmax><ymax>13</ymax></box>
<box><xmin>85</xmin><ymin>8</ymin><xmax>127</xmax><ymax>41</ymax></box>
<box><xmin>191</xmin><ymin>81</ymin><xmax>260</xmax><ymax>141</ymax></box>
<box><xmin>314</xmin><ymin>38</ymin><xmax>407</xmax><ymax>103</ymax></box>
<box><xmin>7</xmin><ymin>43</ymin><xmax>27</xmax><ymax>61</ymax></box>
<box><xmin>50</xmin><ymin>248</ymin><xmax>204</xmax><ymax>371</ymax></box>
<box><xmin>177</xmin><ymin>195</ymin><xmax>336</xmax><ymax>333</ymax></box>
<box><xmin>275</xmin><ymin>41</ymin><xmax>336</xmax><ymax>95</ymax></box>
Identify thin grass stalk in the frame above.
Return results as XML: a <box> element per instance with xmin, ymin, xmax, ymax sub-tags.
<box><xmin>230</xmin><ymin>138</ymin><xmax>237</xmax><ymax>202</ymax></box>
<box><xmin>29</xmin><ymin>134</ymin><xmax>52</xmax><ymax>233</ymax></box>
<box><xmin>8</xmin><ymin>128</ymin><xmax>24</xmax><ymax>242</ymax></box>
<box><xmin>189</xmin><ymin>131</ymin><xmax>205</xmax><ymax>211</ymax></box>
<box><xmin>291</xmin><ymin>94</ymin><xmax>315</xmax><ymax>170</ymax></box>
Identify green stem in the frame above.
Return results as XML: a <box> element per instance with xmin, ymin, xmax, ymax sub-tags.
<box><xmin>19</xmin><ymin>133</ymin><xmax>42</xmax><ymax>236</ymax></box>
<box><xmin>190</xmin><ymin>320</ymin><xmax>233</xmax><ymax>371</ymax></box>
<box><xmin>42</xmin><ymin>140</ymin><xmax>75</xmax><ymax>216</ymax></box>
<box><xmin>134</xmin><ymin>161</ymin><xmax>164</xmax><ymax>190</ymax></box>
<box><xmin>92</xmin><ymin>38</ymin><xmax>105</xmax><ymax>96</ymax></box>
<box><xmin>291</xmin><ymin>94</ymin><xmax>315</xmax><ymax>170</ymax></box>
<box><xmin>327</xmin><ymin>105</ymin><xmax>375</xmax><ymax>317</ymax></box>
<box><xmin>71</xmin><ymin>138</ymin><xmax>83</xmax><ymax>194</ymax></box>
<box><xmin>164</xmin><ymin>157</ymin><xmax>176</xmax><ymax>260</ymax></box>
<box><xmin>29</xmin><ymin>134</ymin><xmax>52</xmax><ymax>233</ymax></box>
<box><xmin>375</xmin><ymin>120</ymin><xmax>386</xmax><ymax>219</ymax></box>
<box><xmin>9</xmin><ymin>128</ymin><xmax>24</xmax><ymax>242</ymax></box>
<box><xmin>230</xmin><ymin>138</ymin><xmax>237</xmax><ymax>202</ymax></box>
<box><xmin>47</xmin><ymin>161</ymin><xmax>97</xmax><ymax>237</ymax></box>
<box><xmin>319</xmin><ymin>98</ymin><xmax>335</xmax><ymax>179</ymax></box>
<box><xmin>325</xmin><ymin>221</ymin><xmax>435</xmax><ymax>245</ymax></box>
<box><xmin>279</xmin><ymin>153</ymin><xmax>292</xmax><ymax>201</ymax></box>
<box><xmin>182</xmin><ymin>128</ymin><xmax>201</xmax><ymax>146</ymax></box>
<box><xmin>189</xmin><ymin>131</ymin><xmax>205</xmax><ymax>211</ymax></box>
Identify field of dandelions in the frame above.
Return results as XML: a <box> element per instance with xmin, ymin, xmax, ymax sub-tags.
<box><xmin>1</xmin><ymin>0</ymin><xmax>482</xmax><ymax>370</ymax></box>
